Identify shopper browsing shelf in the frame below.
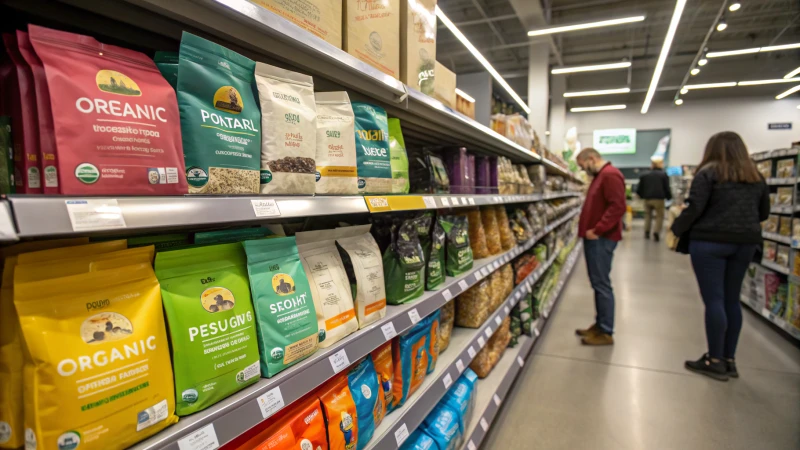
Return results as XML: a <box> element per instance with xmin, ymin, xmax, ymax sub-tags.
<box><xmin>671</xmin><ymin>132</ymin><xmax>769</xmax><ymax>381</ymax></box>
<box><xmin>575</xmin><ymin>148</ymin><xmax>627</xmax><ymax>346</ymax></box>
<box><xmin>637</xmin><ymin>158</ymin><xmax>672</xmax><ymax>241</ymax></box>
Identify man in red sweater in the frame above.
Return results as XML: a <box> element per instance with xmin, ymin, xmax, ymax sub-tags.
<box><xmin>575</xmin><ymin>148</ymin><xmax>627</xmax><ymax>345</ymax></box>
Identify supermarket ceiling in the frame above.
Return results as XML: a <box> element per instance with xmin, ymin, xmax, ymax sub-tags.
<box><xmin>436</xmin><ymin>0</ymin><xmax>800</xmax><ymax>109</ymax></box>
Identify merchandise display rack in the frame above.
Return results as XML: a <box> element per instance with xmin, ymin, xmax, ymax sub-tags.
<box><xmin>740</xmin><ymin>294</ymin><xmax>800</xmax><ymax>340</ymax></box>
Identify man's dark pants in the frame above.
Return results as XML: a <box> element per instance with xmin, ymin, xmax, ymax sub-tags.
<box><xmin>584</xmin><ymin>237</ymin><xmax>617</xmax><ymax>334</ymax></box>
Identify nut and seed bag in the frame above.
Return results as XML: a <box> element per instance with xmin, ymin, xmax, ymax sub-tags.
<box><xmin>255</xmin><ymin>62</ymin><xmax>317</xmax><ymax>195</ymax></box>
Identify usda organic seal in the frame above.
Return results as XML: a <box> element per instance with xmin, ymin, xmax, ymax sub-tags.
<box><xmin>74</xmin><ymin>163</ymin><xmax>99</xmax><ymax>184</ymax></box>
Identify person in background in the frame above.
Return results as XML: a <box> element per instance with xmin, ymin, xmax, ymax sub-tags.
<box><xmin>637</xmin><ymin>158</ymin><xmax>672</xmax><ymax>241</ymax></box>
<box><xmin>671</xmin><ymin>131</ymin><xmax>769</xmax><ymax>381</ymax></box>
<box><xmin>575</xmin><ymin>148</ymin><xmax>627</xmax><ymax>346</ymax></box>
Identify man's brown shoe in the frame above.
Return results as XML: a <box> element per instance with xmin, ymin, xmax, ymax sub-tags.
<box><xmin>575</xmin><ymin>323</ymin><xmax>599</xmax><ymax>337</ymax></box>
<box><xmin>581</xmin><ymin>333</ymin><xmax>614</xmax><ymax>345</ymax></box>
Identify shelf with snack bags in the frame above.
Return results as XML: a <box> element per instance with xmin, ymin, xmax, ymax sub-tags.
<box><xmin>739</xmin><ymin>295</ymin><xmax>800</xmax><ymax>340</ymax></box>
<box><xmin>763</xmin><ymin>231</ymin><xmax>792</xmax><ymax>245</ymax></box>
<box><xmin>760</xmin><ymin>258</ymin><xmax>790</xmax><ymax>275</ymax></box>
<box><xmin>766</xmin><ymin>177</ymin><xmax>800</xmax><ymax>186</ymax></box>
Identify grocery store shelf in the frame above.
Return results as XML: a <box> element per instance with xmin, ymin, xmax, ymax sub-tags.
<box><xmin>740</xmin><ymin>294</ymin><xmax>800</xmax><ymax>341</ymax></box>
<box><xmin>129</xmin><ymin>208</ymin><xmax>579</xmax><ymax>450</ymax></box>
<box><xmin>364</xmin><ymin>191</ymin><xmax>581</xmax><ymax>213</ymax></box>
<box><xmin>760</xmin><ymin>259</ymin><xmax>790</xmax><ymax>275</ymax></box>
<box><xmin>763</xmin><ymin>231</ymin><xmax>792</xmax><ymax>245</ymax></box>
<box><xmin>770</xmin><ymin>204</ymin><xmax>795</xmax><ymax>214</ymax></box>
<box><xmin>767</xmin><ymin>177</ymin><xmax>800</xmax><ymax>185</ymax></box>
<box><xmin>752</xmin><ymin>148</ymin><xmax>798</xmax><ymax>161</ymax></box>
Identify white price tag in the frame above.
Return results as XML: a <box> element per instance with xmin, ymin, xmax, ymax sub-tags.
<box><xmin>329</xmin><ymin>349</ymin><xmax>350</xmax><ymax>374</ymax></box>
<box><xmin>504</xmin><ymin>305</ymin><xmax>510</xmax><ymax>314</ymax></box>
<box><xmin>468</xmin><ymin>198</ymin><xmax>476</xmax><ymax>205</ymax></box>
<box><xmin>394</xmin><ymin>423</ymin><xmax>410</xmax><ymax>446</ymax></box>
<box><xmin>442</xmin><ymin>289</ymin><xmax>453</xmax><ymax>301</ymax></box>
<box><xmin>543</xmin><ymin>310</ymin><xmax>549</xmax><ymax>319</ymax></box>
<box><xmin>461</xmin><ymin>197</ymin><xmax>468</xmax><ymax>205</ymax></box>
<box><xmin>381</xmin><ymin>322</ymin><xmax>397</xmax><ymax>341</ymax></box>
<box><xmin>408</xmin><ymin>308</ymin><xmax>421</xmax><ymax>324</ymax></box>
<box><xmin>481</xmin><ymin>268</ymin><xmax>489</xmax><ymax>277</ymax></box>
<box><xmin>514</xmin><ymin>292</ymin><xmax>521</xmax><ymax>300</ymax></box>
<box><xmin>493</xmin><ymin>394</ymin><xmax>501</xmax><ymax>406</ymax></box>
<box><xmin>177</xmin><ymin>424</ymin><xmax>220</xmax><ymax>450</ymax></box>
<box><xmin>256</xmin><ymin>387</ymin><xmax>285</xmax><ymax>419</ymax></box>
<box><xmin>492</xmin><ymin>262</ymin><xmax>499</xmax><ymax>270</ymax></box>
<box><xmin>480</xmin><ymin>417</ymin><xmax>489</xmax><ymax>432</ymax></box>
<box><xmin>517</xmin><ymin>356</ymin><xmax>524</xmax><ymax>367</ymax></box>
<box><xmin>456</xmin><ymin>359</ymin><xmax>465</xmax><ymax>373</ymax></box>
<box><xmin>495</xmin><ymin>316</ymin><xmax>502</xmax><ymax>326</ymax></box>
<box><xmin>66</xmin><ymin>199</ymin><xmax>127</xmax><ymax>232</ymax></box>
<box><xmin>450</xmin><ymin>196</ymin><xmax>460</xmax><ymax>205</ymax></box>
<box><xmin>458</xmin><ymin>280</ymin><xmax>469</xmax><ymax>290</ymax></box>
<box><xmin>484</xmin><ymin>327</ymin><xmax>493</xmax><ymax>338</ymax></box>
<box><xmin>477</xmin><ymin>336</ymin><xmax>486</xmax><ymax>348</ymax></box>
<box><xmin>474</xmin><ymin>272</ymin><xmax>484</xmax><ymax>282</ymax></box>
<box><xmin>467</xmin><ymin>440</ymin><xmax>477</xmax><ymax>450</ymax></box>
<box><xmin>251</xmin><ymin>199</ymin><xmax>281</xmax><ymax>217</ymax></box>
<box><xmin>441</xmin><ymin>197</ymin><xmax>450</xmax><ymax>207</ymax></box>
<box><xmin>468</xmin><ymin>346</ymin><xmax>476</xmax><ymax>358</ymax></box>
<box><xmin>534</xmin><ymin>328</ymin><xmax>540</xmax><ymax>337</ymax></box>
<box><xmin>422</xmin><ymin>196</ymin><xmax>436</xmax><ymax>208</ymax></box>
<box><xmin>442</xmin><ymin>373</ymin><xmax>453</xmax><ymax>389</ymax></box>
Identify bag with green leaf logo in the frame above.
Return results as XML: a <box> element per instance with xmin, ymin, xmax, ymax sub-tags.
<box><xmin>439</xmin><ymin>215</ymin><xmax>473</xmax><ymax>276</ymax></box>
<box><xmin>382</xmin><ymin>217</ymin><xmax>425</xmax><ymax>304</ymax></box>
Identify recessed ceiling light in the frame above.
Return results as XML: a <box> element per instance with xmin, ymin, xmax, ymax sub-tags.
<box><xmin>570</xmin><ymin>105</ymin><xmax>627</xmax><ymax>112</ymax></box>
<box><xmin>785</xmin><ymin>67</ymin><xmax>800</xmax><ymax>79</ymax></box>
<box><xmin>551</xmin><ymin>61</ymin><xmax>631</xmax><ymax>74</ymax></box>
<box><xmin>716</xmin><ymin>19</ymin><xmax>727</xmax><ymax>32</ymax></box>
<box><xmin>680</xmin><ymin>88</ymin><xmax>689</xmax><ymax>94</ymax></box>
<box><xmin>563</xmin><ymin>87</ymin><xmax>631</xmax><ymax>97</ymax></box>
<box><xmin>455</xmin><ymin>88</ymin><xmax>475</xmax><ymax>103</ymax></box>
<box><xmin>738</xmin><ymin>78</ymin><xmax>800</xmax><ymax>86</ymax></box>
<box><xmin>683</xmin><ymin>82</ymin><xmax>737</xmax><ymax>90</ymax></box>
<box><xmin>642</xmin><ymin>0</ymin><xmax>687</xmax><ymax>114</ymax></box>
<box><xmin>729</xmin><ymin>2</ymin><xmax>741</xmax><ymax>12</ymax></box>
<box><xmin>436</xmin><ymin>6</ymin><xmax>530</xmax><ymax>114</ymax></box>
<box><xmin>691</xmin><ymin>68</ymin><xmax>700</xmax><ymax>75</ymax></box>
<box><xmin>707</xmin><ymin>43</ymin><xmax>800</xmax><ymax>58</ymax></box>
<box><xmin>776</xmin><ymin>85</ymin><xmax>800</xmax><ymax>100</ymax></box>
<box><xmin>674</xmin><ymin>99</ymin><xmax>684</xmax><ymax>105</ymax></box>
<box><xmin>698</xmin><ymin>58</ymin><xmax>708</xmax><ymax>66</ymax></box>
<box><xmin>528</xmin><ymin>15</ymin><xmax>645</xmax><ymax>36</ymax></box>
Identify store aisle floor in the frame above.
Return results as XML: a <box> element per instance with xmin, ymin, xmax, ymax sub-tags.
<box><xmin>483</xmin><ymin>222</ymin><xmax>800</xmax><ymax>450</ymax></box>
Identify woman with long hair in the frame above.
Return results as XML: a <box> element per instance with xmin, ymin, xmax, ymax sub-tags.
<box><xmin>671</xmin><ymin>131</ymin><xmax>769</xmax><ymax>381</ymax></box>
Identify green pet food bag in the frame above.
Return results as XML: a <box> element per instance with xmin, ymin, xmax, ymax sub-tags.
<box><xmin>352</xmin><ymin>102</ymin><xmax>392</xmax><ymax>194</ymax></box>
<box><xmin>388</xmin><ymin>118</ymin><xmax>409</xmax><ymax>194</ymax></box>
<box><xmin>418</xmin><ymin>213</ymin><xmax>445</xmax><ymax>290</ymax></box>
<box><xmin>243</xmin><ymin>237</ymin><xmax>319</xmax><ymax>378</ymax></box>
<box><xmin>155</xmin><ymin>243</ymin><xmax>261</xmax><ymax>416</ymax></box>
<box><xmin>178</xmin><ymin>32</ymin><xmax>261</xmax><ymax>194</ymax></box>
<box><xmin>383</xmin><ymin>218</ymin><xmax>425</xmax><ymax>304</ymax></box>
<box><xmin>439</xmin><ymin>215</ymin><xmax>473</xmax><ymax>276</ymax></box>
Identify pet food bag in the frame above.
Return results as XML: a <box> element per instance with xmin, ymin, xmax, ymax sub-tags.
<box><xmin>229</xmin><ymin>396</ymin><xmax>328</xmax><ymax>450</ymax></box>
<box><xmin>353</xmin><ymin>102</ymin><xmax>392</xmax><ymax>194</ymax></box>
<box><xmin>420</xmin><ymin>403</ymin><xmax>462</xmax><ymax>450</ymax></box>
<box><xmin>454</xmin><ymin>279</ymin><xmax>490</xmax><ymax>328</ymax></box>
<box><xmin>297</xmin><ymin>229</ymin><xmax>359</xmax><ymax>348</ymax></box>
<box><xmin>29</xmin><ymin>25</ymin><xmax>187</xmax><ymax>194</ymax></box>
<box><xmin>371</xmin><ymin>342</ymin><xmax>394</xmax><ymax>413</ymax></box>
<box><xmin>425</xmin><ymin>215</ymin><xmax>446</xmax><ymax>290</ymax></box>
<box><xmin>442</xmin><ymin>368</ymin><xmax>478</xmax><ymax>436</ymax></box>
<box><xmin>15</xmin><ymin>255</ymin><xmax>178</xmax><ymax>449</ymax></box>
<box><xmin>388</xmin><ymin>118</ymin><xmax>410</xmax><ymax>194</ymax></box>
<box><xmin>155</xmin><ymin>243</ymin><xmax>261</xmax><ymax>416</ymax></box>
<box><xmin>383</xmin><ymin>217</ymin><xmax>425</xmax><ymax>304</ymax></box>
<box><xmin>400</xmin><ymin>429</ymin><xmax>438</xmax><ymax>450</ymax></box>
<box><xmin>391</xmin><ymin>319</ymin><xmax>432</xmax><ymax>410</ymax></box>
<box><xmin>319</xmin><ymin>374</ymin><xmax>359</xmax><ymax>450</ymax></box>
<box><xmin>425</xmin><ymin>310</ymin><xmax>441</xmax><ymax>373</ymax></box>
<box><xmin>315</xmin><ymin>91</ymin><xmax>358</xmax><ymax>194</ymax></box>
<box><xmin>177</xmin><ymin>32</ymin><xmax>260</xmax><ymax>194</ymax></box>
<box><xmin>438</xmin><ymin>300</ymin><xmax>455</xmax><ymax>352</ymax></box>
<box><xmin>243</xmin><ymin>237</ymin><xmax>319</xmax><ymax>378</ymax></box>
<box><xmin>335</xmin><ymin>225</ymin><xmax>387</xmax><ymax>328</ymax></box>
<box><xmin>347</xmin><ymin>356</ymin><xmax>383</xmax><ymax>449</ymax></box>
<box><xmin>255</xmin><ymin>62</ymin><xmax>317</xmax><ymax>194</ymax></box>
<box><xmin>439</xmin><ymin>215</ymin><xmax>473</xmax><ymax>276</ymax></box>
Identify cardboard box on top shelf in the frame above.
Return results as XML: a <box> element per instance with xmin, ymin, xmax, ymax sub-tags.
<box><xmin>456</xmin><ymin>91</ymin><xmax>475</xmax><ymax>119</ymax></box>
<box><xmin>344</xmin><ymin>0</ymin><xmax>400</xmax><ymax>78</ymax></box>
<box><xmin>400</xmin><ymin>0</ymin><xmax>436</xmax><ymax>94</ymax></box>
<box><xmin>252</xmin><ymin>0</ymin><xmax>343</xmax><ymax>48</ymax></box>
<box><xmin>434</xmin><ymin>60</ymin><xmax>456</xmax><ymax>108</ymax></box>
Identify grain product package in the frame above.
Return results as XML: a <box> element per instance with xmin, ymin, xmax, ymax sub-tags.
<box><xmin>388</xmin><ymin>118</ymin><xmax>410</xmax><ymax>193</ymax></box>
<box><xmin>438</xmin><ymin>300</ymin><xmax>455</xmax><ymax>352</ymax></box>
<box><xmin>155</xmin><ymin>243</ymin><xmax>261</xmax><ymax>416</ymax></box>
<box><xmin>438</xmin><ymin>215</ymin><xmax>473</xmax><ymax>276</ymax></box>
<box><xmin>154</xmin><ymin>51</ymin><xmax>179</xmax><ymax>90</ymax></box>
<box><xmin>319</xmin><ymin>374</ymin><xmax>359</xmax><ymax>450</ymax></box>
<box><xmin>400</xmin><ymin>0</ymin><xmax>436</xmax><ymax>94</ymax></box>
<box><xmin>459</xmin><ymin>208</ymin><xmax>489</xmax><ymax>259</ymax></box>
<box><xmin>454</xmin><ymin>279</ymin><xmax>489</xmax><ymax>328</ymax></box>
<box><xmin>177</xmin><ymin>32</ymin><xmax>260</xmax><ymax>194</ymax></box>
<box><xmin>296</xmin><ymin>229</ymin><xmax>359</xmax><ymax>348</ymax></box>
<box><xmin>0</xmin><ymin>117</ymin><xmax>13</xmax><ymax>194</ymax></box>
<box><xmin>251</xmin><ymin>0</ymin><xmax>342</xmax><ymax>47</ymax></box>
<box><xmin>2</xmin><ymin>33</ymin><xmax>40</xmax><ymax>193</ymax></box>
<box><xmin>16</xmin><ymin>31</ymin><xmax>58</xmax><ymax>193</ymax></box>
<box><xmin>29</xmin><ymin>25</ymin><xmax>187</xmax><ymax>195</ymax></box>
<box><xmin>400</xmin><ymin>429</ymin><xmax>439</xmax><ymax>450</ymax></box>
<box><xmin>14</xmin><ymin>253</ymin><xmax>177</xmax><ymax>449</ymax></box>
<box><xmin>420</xmin><ymin>403</ymin><xmax>461</xmax><ymax>450</ymax></box>
<box><xmin>255</xmin><ymin>62</ymin><xmax>317</xmax><ymax>194</ymax></box>
<box><xmin>353</xmin><ymin>102</ymin><xmax>392</xmax><ymax>194</ymax></box>
<box><xmin>228</xmin><ymin>396</ymin><xmax>327</xmax><ymax>450</ymax></box>
<box><xmin>371</xmin><ymin>342</ymin><xmax>394</xmax><ymax>414</ymax></box>
<box><xmin>335</xmin><ymin>225</ymin><xmax>387</xmax><ymax>328</ymax></box>
<box><xmin>382</xmin><ymin>217</ymin><xmax>425</xmax><ymax>304</ymax></box>
<box><xmin>391</xmin><ymin>318</ymin><xmax>433</xmax><ymax>410</ymax></box>
<box><xmin>347</xmin><ymin>356</ymin><xmax>383</xmax><ymax>449</ymax></box>
<box><xmin>344</xmin><ymin>0</ymin><xmax>400</xmax><ymax>77</ymax></box>
<box><xmin>494</xmin><ymin>206</ymin><xmax>516</xmax><ymax>251</ymax></box>
<box><xmin>243</xmin><ymin>237</ymin><xmax>319</xmax><ymax>378</ymax></box>
<box><xmin>315</xmin><ymin>91</ymin><xmax>358</xmax><ymax>194</ymax></box>
<box><xmin>480</xmin><ymin>207</ymin><xmax>502</xmax><ymax>255</ymax></box>
<box><xmin>469</xmin><ymin>316</ymin><xmax>510</xmax><ymax>378</ymax></box>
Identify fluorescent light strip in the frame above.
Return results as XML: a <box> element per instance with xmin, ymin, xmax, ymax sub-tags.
<box><xmin>455</xmin><ymin>88</ymin><xmax>476</xmax><ymax>103</ymax></box>
<box><xmin>738</xmin><ymin>78</ymin><xmax>800</xmax><ymax>86</ymax></box>
<box><xmin>641</xmin><ymin>0</ymin><xmax>687</xmax><ymax>114</ymax></box>
<box><xmin>683</xmin><ymin>82</ymin><xmax>737</xmax><ymax>89</ymax></box>
<box><xmin>564</xmin><ymin>87</ymin><xmax>630</xmax><ymax>98</ymax></box>
<box><xmin>707</xmin><ymin>43</ymin><xmax>800</xmax><ymax>58</ymax></box>
<box><xmin>528</xmin><ymin>15</ymin><xmax>645</xmax><ymax>36</ymax></box>
<box><xmin>551</xmin><ymin>61</ymin><xmax>631</xmax><ymax>74</ymax></box>
<box><xmin>785</xmin><ymin>67</ymin><xmax>800</xmax><ymax>79</ymax></box>
<box><xmin>436</xmin><ymin>6</ymin><xmax>530</xmax><ymax>114</ymax></box>
<box><xmin>570</xmin><ymin>105</ymin><xmax>627</xmax><ymax>112</ymax></box>
<box><xmin>776</xmin><ymin>85</ymin><xmax>800</xmax><ymax>100</ymax></box>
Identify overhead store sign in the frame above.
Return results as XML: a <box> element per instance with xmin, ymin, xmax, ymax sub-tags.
<box><xmin>593</xmin><ymin>128</ymin><xmax>637</xmax><ymax>154</ymax></box>
<box><xmin>768</xmin><ymin>123</ymin><xmax>792</xmax><ymax>130</ymax></box>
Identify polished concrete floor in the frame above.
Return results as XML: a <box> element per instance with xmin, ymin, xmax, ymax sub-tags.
<box><xmin>483</xmin><ymin>223</ymin><xmax>800</xmax><ymax>450</ymax></box>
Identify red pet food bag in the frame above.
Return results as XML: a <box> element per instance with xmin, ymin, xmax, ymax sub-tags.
<box><xmin>3</xmin><ymin>33</ymin><xmax>42</xmax><ymax>193</ymax></box>
<box><xmin>16</xmin><ymin>30</ymin><xmax>58</xmax><ymax>193</ymax></box>
<box><xmin>29</xmin><ymin>25</ymin><xmax>187</xmax><ymax>195</ymax></box>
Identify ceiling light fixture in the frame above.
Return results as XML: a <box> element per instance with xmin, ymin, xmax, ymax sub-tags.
<box><xmin>683</xmin><ymin>82</ymin><xmax>737</xmax><ymax>90</ymax></box>
<box><xmin>551</xmin><ymin>61</ymin><xmax>631</xmax><ymax>74</ymax></box>
<box><xmin>698</xmin><ymin>58</ymin><xmax>708</xmax><ymax>66</ymax></box>
<box><xmin>716</xmin><ymin>19</ymin><xmax>727</xmax><ymax>31</ymax></box>
<box><xmin>738</xmin><ymin>77</ymin><xmax>800</xmax><ymax>86</ymax></box>
<box><xmin>707</xmin><ymin>43</ymin><xmax>800</xmax><ymax>58</ymax></box>
<box><xmin>680</xmin><ymin>88</ymin><xmax>689</xmax><ymax>94</ymax></box>
<box><xmin>436</xmin><ymin>6</ymin><xmax>530</xmax><ymax>114</ymax></box>
<box><xmin>776</xmin><ymin>85</ymin><xmax>800</xmax><ymax>100</ymax></box>
<box><xmin>691</xmin><ymin>68</ymin><xmax>700</xmax><ymax>75</ymax></box>
<box><xmin>563</xmin><ymin>87</ymin><xmax>631</xmax><ymax>97</ymax></box>
<box><xmin>729</xmin><ymin>2</ymin><xmax>741</xmax><ymax>11</ymax></box>
<box><xmin>570</xmin><ymin>105</ymin><xmax>627</xmax><ymax>112</ymax></box>
<box><xmin>675</xmin><ymin>98</ymin><xmax>684</xmax><ymax>105</ymax></box>
<box><xmin>784</xmin><ymin>67</ymin><xmax>800</xmax><ymax>79</ymax></box>
<box><xmin>528</xmin><ymin>15</ymin><xmax>645</xmax><ymax>36</ymax></box>
<box><xmin>455</xmin><ymin>88</ymin><xmax>475</xmax><ymax>103</ymax></box>
<box><xmin>642</xmin><ymin>0</ymin><xmax>687</xmax><ymax>114</ymax></box>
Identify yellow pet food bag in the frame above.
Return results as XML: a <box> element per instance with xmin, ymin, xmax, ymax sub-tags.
<box><xmin>14</xmin><ymin>257</ymin><xmax>177</xmax><ymax>449</ymax></box>
<box><xmin>16</xmin><ymin>239</ymin><xmax>127</xmax><ymax>265</ymax></box>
